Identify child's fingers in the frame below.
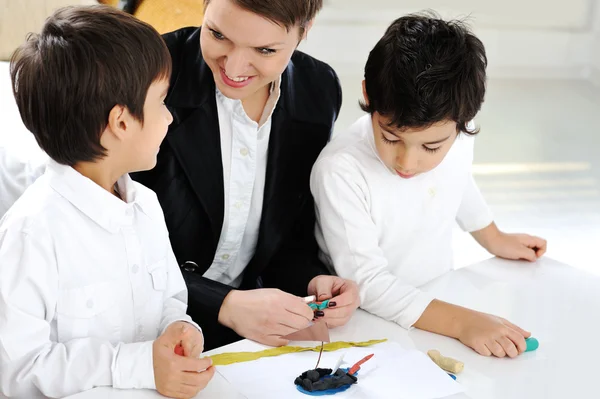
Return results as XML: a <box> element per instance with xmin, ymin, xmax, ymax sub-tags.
<box><xmin>498</xmin><ymin>336</ymin><xmax>518</xmax><ymax>358</ymax></box>
<box><xmin>502</xmin><ymin>319</ymin><xmax>531</xmax><ymax>338</ymax></box>
<box><xmin>523</xmin><ymin>235</ymin><xmax>547</xmax><ymax>253</ymax></box>
<box><xmin>529</xmin><ymin>236</ymin><xmax>547</xmax><ymax>249</ymax></box>
<box><xmin>535</xmin><ymin>246</ymin><xmax>547</xmax><ymax>257</ymax></box>
<box><xmin>181</xmin><ymin>365</ymin><xmax>216</xmax><ymax>388</ymax></box>
<box><xmin>472</xmin><ymin>342</ymin><xmax>492</xmax><ymax>357</ymax></box>
<box><xmin>177</xmin><ymin>355</ymin><xmax>213</xmax><ymax>373</ymax></box>
<box><xmin>505</xmin><ymin>327</ymin><xmax>527</xmax><ymax>354</ymax></box>
<box><xmin>532</xmin><ymin>237</ymin><xmax>547</xmax><ymax>257</ymax></box>
<box><xmin>487</xmin><ymin>340</ymin><xmax>506</xmax><ymax>358</ymax></box>
<box><xmin>518</xmin><ymin>246</ymin><xmax>537</xmax><ymax>262</ymax></box>
<box><xmin>183</xmin><ymin>334</ymin><xmax>204</xmax><ymax>359</ymax></box>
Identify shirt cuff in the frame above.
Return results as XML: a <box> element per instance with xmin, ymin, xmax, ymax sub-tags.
<box><xmin>112</xmin><ymin>341</ymin><xmax>156</xmax><ymax>390</ymax></box>
<box><xmin>161</xmin><ymin>317</ymin><xmax>202</xmax><ymax>336</ymax></box>
<box><xmin>458</xmin><ymin>210</ymin><xmax>494</xmax><ymax>233</ymax></box>
<box><xmin>397</xmin><ymin>292</ymin><xmax>436</xmax><ymax>330</ymax></box>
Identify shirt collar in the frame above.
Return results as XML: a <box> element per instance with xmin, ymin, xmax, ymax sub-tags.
<box><xmin>363</xmin><ymin>115</ymin><xmax>397</xmax><ymax>175</ymax></box>
<box><xmin>215</xmin><ymin>77</ymin><xmax>282</xmax><ymax>128</ymax></box>
<box><xmin>46</xmin><ymin>160</ymin><xmax>151</xmax><ymax>233</ymax></box>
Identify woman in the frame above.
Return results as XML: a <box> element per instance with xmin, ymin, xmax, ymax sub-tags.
<box><xmin>133</xmin><ymin>0</ymin><xmax>360</xmax><ymax>350</ymax></box>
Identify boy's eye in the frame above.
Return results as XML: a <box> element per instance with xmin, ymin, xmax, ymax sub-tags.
<box><xmin>380</xmin><ymin>132</ymin><xmax>399</xmax><ymax>145</ymax></box>
<box><xmin>423</xmin><ymin>145</ymin><xmax>441</xmax><ymax>153</ymax></box>
<box><xmin>209</xmin><ymin>29</ymin><xmax>225</xmax><ymax>40</ymax></box>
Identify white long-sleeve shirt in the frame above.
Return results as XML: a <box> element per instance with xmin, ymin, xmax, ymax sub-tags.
<box><xmin>310</xmin><ymin>115</ymin><xmax>493</xmax><ymax>329</ymax></box>
<box><xmin>204</xmin><ymin>80</ymin><xmax>280</xmax><ymax>287</ymax></box>
<box><xmin>0</xmin><ymin>160</ymin><xmax>199</xmax><ymax>399</ymax></box>
<box><xmin>0</xmin><ymin>146</ymin><xmax>46</xmax><ymax>217</ymax></box>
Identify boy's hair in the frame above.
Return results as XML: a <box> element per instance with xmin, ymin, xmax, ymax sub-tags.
<box><xmin>203</xmin><ymin>0</ymin><xmax>323</xmax><ymax>37</ymax></box>
<box><xmin>360</xmin><ymin>12</ymin><xmax>487</xmax><ymax>135</ymax></box>
<box><xmin>10</xmin><ymin>5</ymin><xmax>171</xmax><ymax>166</ymax></box>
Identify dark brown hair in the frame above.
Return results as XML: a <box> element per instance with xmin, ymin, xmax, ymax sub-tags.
<box><xmin>204</xmin><ymin>0</ymin><xmax>323</xmax><ymax>36</ymax></box>
<box><xmin>10</xmin><ymin>5</ymin><xmax>171</xmax><ymax>166</ymax></box>
<box><xmin>360</xmin><ymin>12</ymin><xmax>487</xmax><ymax>135</ymax></box>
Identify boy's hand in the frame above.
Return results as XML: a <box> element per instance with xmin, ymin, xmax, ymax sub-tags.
<box><xmin>168</xmin><ymin>321</ymin><xmax>205</xmax><ymax>359</ymax></box>
<box><xmin>487</xmin><ymin>232</ymin><xmax>547</xmax><ymax>262</ymax></box>
<box><xmin>153</xmin><ymin>323</ymin><xmax>215</xmax><ymax>399</ymax></box>
<box><xmin>458</xmin><ymin>311</ymin><xmax>531</xmax><ymax>358</ymax></box>
<box><xmin>472</xmin><ymin>222</ymin><xmax>547</xmax><ymax>262</ymax></box>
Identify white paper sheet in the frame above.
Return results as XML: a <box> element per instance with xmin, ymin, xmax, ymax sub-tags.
<box><xmin>216</xmin><ymin>341</ymin><xmax>464</xmax><ymax>399</ymax></box>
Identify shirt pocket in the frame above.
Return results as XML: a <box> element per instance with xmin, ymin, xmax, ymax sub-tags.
<box><xmin>147</xmin><ymin>258</ymin><xmax>168</xmax><ymax>292</ymax></box>
<box><xmin>142</xmin><ymin>258</ymin><xmax>168</xmax><ymax>335</ymax></box>
<box><xmin>56</xmin><ymin>281</ymin><xmax>122</xmax><ymax>343</ymax></box>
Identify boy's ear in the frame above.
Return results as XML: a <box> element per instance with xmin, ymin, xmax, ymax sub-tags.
<box><xmin>107</xmin><ymin>104</ymin><xmax>130</xmax><ymax>141</ymax></box>
<box><xmin>301</xmin><ymin>19</ymin><xmax>315</xmax><ymax>41</ymax></box>
<box><xmin>362</xmin><ymin>80</ymin><xmax>369</xmax><ymax>106</ymax></box>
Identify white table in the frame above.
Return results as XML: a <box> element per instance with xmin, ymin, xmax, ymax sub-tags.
<box><xmin>67</xmin><ymin>257</ymin><xmax>600</xmax><ymax>399</ymax></box>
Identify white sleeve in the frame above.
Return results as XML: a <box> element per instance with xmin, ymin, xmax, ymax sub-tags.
<box><xmin>0</xmin><ymin>147</ymin><xmax>47</xmax><ymax>217</ymax></box>
<box><xmin>141</xmin><ymin>188</ymin><xmax>201</xmax><ymax>335</ymax></box>
<box><xmin>311</xmin><ymin>157</ymin><xmax>434</xmax><ymax>329</ymax></box>
<box><xmin>0</xmin><ymin>228</ymin><xmax>155</xmax><ymax>398</ymax></box>
<box><xmin>454</xmin><ymin>124</ymin><xmax>493</xmax><ymax>232</ymax></box>
<box><xmin>455</xmin><ymin>175</ymin><xmax>494</xmax><ymax>232</ymax></box>
<box><xmin>158</xmin><ymin>246</ymin><xmax>202</xmax><ymax>335</ymax></box>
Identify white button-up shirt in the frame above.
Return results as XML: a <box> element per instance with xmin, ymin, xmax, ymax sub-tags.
<box><xmin>204</xmin><ymin>80</ymin><xmax>281</xmax><ymax>287</ymax></box>
<box><xmin>0</xmin><ymin>146</ymin><xmax>46</xmax><ymax>218</ymax></box>
<box><xmin>311</xmin><ymin>115</ymin><xmax>493</xmax><ymax>329</ymax></box>
<box><xmin>0</xmin><ymin>161</ymin><xmax>199</xmax><ymax>399</ymax></box>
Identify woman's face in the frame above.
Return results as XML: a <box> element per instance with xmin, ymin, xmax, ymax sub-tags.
<box><xmin>200</xmin><ymin>0</ymin><xmax>305</xmax><ymax>100</ymax></box>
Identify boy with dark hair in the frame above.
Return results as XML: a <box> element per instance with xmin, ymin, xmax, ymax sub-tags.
<box><xmin>311</xmin><ymin>13</ymin><xmax>547</xmax><ymax>358</ymax></box>
<box><xmin>0</xmin><ymin>5</ymin><xmax>214</xmax><ymax>398</ymax></box>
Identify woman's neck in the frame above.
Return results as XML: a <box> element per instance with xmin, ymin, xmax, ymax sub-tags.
<box><xmin>241</xmin><ymin>83</ymin><xmax>271</xmax><ymax>123</ymax></box>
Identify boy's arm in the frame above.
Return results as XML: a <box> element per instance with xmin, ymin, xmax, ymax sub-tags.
<box><xmin>310</xmin><ymin>156</ymin><xmax>434</xmax><ymax>329</ymax></box>
<box><xmin>457</xmin><ymin>174</ymin><xmax>546</xmax><ymax>260</ymax></box>
<box><xmin>159</xmin><ymin>246</ymin><xmax>202</xmax><ymax>334</ymax></box>
<box><xmin>0</xmin><ymin>229</ymin><xmax>155</xmax><ymax>398</ymax></box>
<box><xmin>413</xmin><ymin>299</ymin><xmax>531</xmax><ymax>357</ymax></box>
<box><xmin>455</xmin><ymin>173</ymin><xmax>495</xmax><ymax>234</ymax></box>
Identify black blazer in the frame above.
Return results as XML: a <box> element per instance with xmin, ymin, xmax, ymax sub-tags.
<box><xmin>132</xmin><ymin>27</ymin><xmax>342</xmax><ymax>349</ymax></box>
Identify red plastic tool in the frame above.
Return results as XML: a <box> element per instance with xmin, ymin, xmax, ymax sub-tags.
<box><xmin>348</xmin><ymin>353</ymin><xmax>374</xmax><ymax>375</ymax></box>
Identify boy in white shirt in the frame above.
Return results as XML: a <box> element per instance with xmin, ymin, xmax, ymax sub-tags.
<box><xmin>0</xmin><ymin>5</ymin><xmax>214</xmax><ymax>398</ymax></box>
<box><xmin>311</xmin><ymin>13</ymin><xmax>547</xmax><ymax>358</ymax></box>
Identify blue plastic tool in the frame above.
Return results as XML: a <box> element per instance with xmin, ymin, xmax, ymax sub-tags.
<box><xmin>525</xmin><ymin>337</ymin><xmax>539</xmax><ymax>352</ymax></box>
<box><xmin>308</xmin><ymin>299</ymin><xmax>330</xmax><ymax>311</ymax></box>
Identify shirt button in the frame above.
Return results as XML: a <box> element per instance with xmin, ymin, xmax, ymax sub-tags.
<box><xmin>221</xmin><ymin>254</ymin><xmax>230</xmax><ymax>260</ymax></box>
<box><xmin>86</xmin><ymin>299</ymin><xmax>94</xmax><ymax>309</ymax></box>
<box><xmin>428</xmin><ymin>188</ymin><xmax>437</xmax><ymax>198</ymax></box>
<box><xmin>126</xmin><ymin>208</ymin><xmax>133</xmax><ymax>217</ymax></box>
<box><xmin>132</xmin><ymin>264</ymin><xmax>139</xmax><ymax>274</ymax></box>
<box><xmin>240</xmin><ymin>148</ymin><xmax>249</xmax><ymax>156</ymax></box>
<box><xmin>234</xmin><ymin>201</ymin><xmax>243</xmax><ymax>209</ymax></box>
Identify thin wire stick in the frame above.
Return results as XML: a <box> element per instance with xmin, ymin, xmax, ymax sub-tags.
<box><xmin>314</xmin><ymin>341</ymin><xmax>324</xmax><ymax>369</ymax></box>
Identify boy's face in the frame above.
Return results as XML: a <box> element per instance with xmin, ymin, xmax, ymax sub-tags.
<box><xmin>127</xmin><ymin>79</ymin><xmax>172</xmax><ymax>171</ymax></box>
<box><xmin>200</xmin><ymin>0</ymin><xmax>305</xmax><ymax>101</ymax></box>
<box><xmin>371</xmin><ymin>112</ymin><xmax>458</xmax><ymax>179</ymax></box>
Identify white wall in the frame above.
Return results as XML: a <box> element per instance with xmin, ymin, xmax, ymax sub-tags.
<box><xmin>301</xmin><ymin>0</ymin><xmax>598</xmax><ymax>81</ymax></box>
